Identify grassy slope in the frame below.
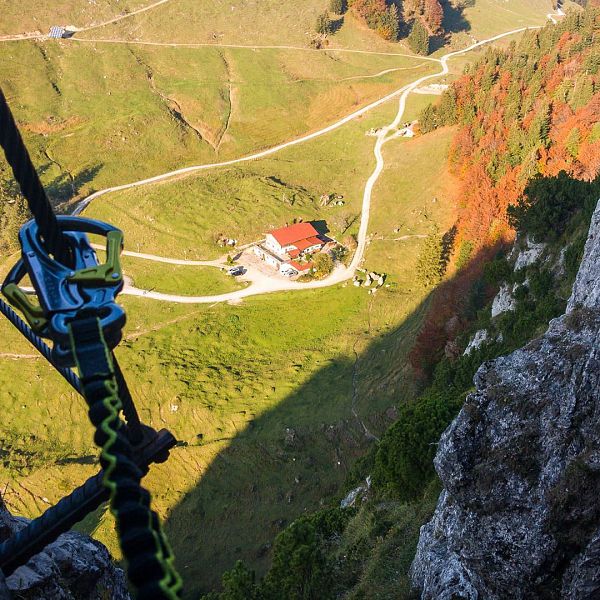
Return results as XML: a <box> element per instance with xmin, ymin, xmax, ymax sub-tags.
<box><xmin>0</xmin><ymin>40</ymin><xmax>432</xmax><ymax>204</ymax></box>
<box><xmin>122</xmin><ymin>258</ymin><xmax>246</xmax><ymax>295</ymax></box>
<box><xmin>84</xmin><ymin>101</ymin><xmax>384</xmax><ymax>259</ymax></box>
<box><xmin>78</xmin><ymin>1</ymin><xmax>402</xmax><ymax>51</ymax></box>
<box><xmin>0</xmin><ymin>100</ymin><xmax>457</xmax><ymax>596</ymax></box>
<box><xmin>0</xmin><ymin>0</ymin><xmax>151</xmax><ymax>36</ymax></box>
<box><xmin>434</xmin><ymin>0</ymin><xmax>551</xmax><ymax>56</ymax></box>
<box><xmin>0</xmin><ymin>0</ymin><xmax>549</xmax><ymax>208</ymax></box>
<box><xmin>80</xmin><ymin>0</ymin><xmax>551</xmax><ymax>51</ymax></box>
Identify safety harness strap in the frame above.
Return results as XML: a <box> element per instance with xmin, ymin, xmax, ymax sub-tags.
<box><xmin>69</xmin><ymin>316</ymin><xmax>182</xmax><ymax>600</ymax></box>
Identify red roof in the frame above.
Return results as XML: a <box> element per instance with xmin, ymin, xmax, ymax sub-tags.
<box><xmin>269</xmin><ymin>222</ymin><xmax>319</xmax><ymax>246</ymax></box>
<box><xmin>288</xmin><ymin>260</ymin><xmax>313</xmax><ymax>272</ymax></box>
<box><xmin>292</xmin><ymin>236</ymin><xmax>324</xmax><ymax>252</ymax></box>
<box><xmin>288</xmin><ymin>248</ymin><xmax>301</xmax><ymax>259</ymax></box>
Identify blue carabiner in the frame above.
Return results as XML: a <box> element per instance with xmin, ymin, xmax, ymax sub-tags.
<box><xmin>2</xmin><ymin>216</ymin><xmax>126</xmax><ymax>367</ymax></box>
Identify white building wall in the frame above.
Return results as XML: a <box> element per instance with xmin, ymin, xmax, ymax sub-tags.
<box><xmin>264</xmin><ymin>234</ymin><xmax>283</xmax><ymax>255</ymax></box>
<box><xmin>254</xmin><ymin>245</ymin><xmax>283</xmax><ymax>270</ymax></box>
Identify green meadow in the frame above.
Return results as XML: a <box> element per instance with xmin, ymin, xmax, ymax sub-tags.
<box><xmin>0</xmin><ymin>40</ymin><xmax>433</xmax><ymax>208</ymax></box>
<box><xmin>0</xmin><ymin>0</ymin><xmax>149</xmax><ymax>37</ymax></box>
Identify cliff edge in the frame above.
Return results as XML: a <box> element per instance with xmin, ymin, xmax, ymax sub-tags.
<box><xmin>411</xmin><ymin>200</ymin><xmax>600</xmax><ymax>599</ymax></box>
<box><xmin>0</xmin><ymin>495</ymin><xmax>130</xmax><ymax>599</ymax></box>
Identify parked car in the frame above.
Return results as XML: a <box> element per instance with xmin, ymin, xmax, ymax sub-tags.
<box><xmin>228</xmin><ymin>266</ymin><xmax>245</xmax><ymax>276</ymax></box>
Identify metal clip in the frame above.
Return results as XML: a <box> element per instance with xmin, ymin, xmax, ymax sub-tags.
<box><xmin>1</xmin><ymin>216</ymin><xmax>126</xmax><ymax>367</ymax></box>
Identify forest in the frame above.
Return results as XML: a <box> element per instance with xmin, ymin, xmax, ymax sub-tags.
<box><xmin>420</xmin><ymin>8</ymin><xmax>600</xmax><ymax>246</ymax></box>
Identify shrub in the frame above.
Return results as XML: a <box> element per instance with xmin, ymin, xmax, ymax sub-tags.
<box><xmin>350</xmin><ymin>0</ymin><xmax>400</xmax><ymax>41</ymax></box>
<box><xmin>262</xmin><ymin>508</ymin><xmax>353</xmax><ymax>599</ymax></box>
<box><xmin>201</xmin><ymin>561</ymin><xmax>260</xmax><ymax>600</ymax></box>
<box><xmin>483</xmin><ymin>256</ymin><xmax>511</xmax><ymax>286</ymax></box>
<box><xmin>372</xmin><ymin>389</ymin><xmax>462</xmax><ymax>501</ymax></box>
<box><xmin>315</xmin><ymin>11</ymin><xmax>333</xmax><ymax>34</ymax></box>
<box><xmin>331</xmin><ymin>244</ymin><xmax>349</xmax><ymax>264</ymax></box>
<box><xmin>313</xmin><ymin>252</ymin><xmax>334</xmax><ymax>278</ymax></box>
<box><xmin>564</xmin><ymin>237</ymin><xmax>586</xmax><ymax>282</ymax></box>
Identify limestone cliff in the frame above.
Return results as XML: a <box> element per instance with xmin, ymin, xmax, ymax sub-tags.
<box><xmin>411</xmin><ymin>200</ymin><xmax>600</xmax><ymax>599</ymax></box>
<box><xmin>0</xmin><ymin>496</ymin><xmax>130</xmax><ymax>599</ymax></box>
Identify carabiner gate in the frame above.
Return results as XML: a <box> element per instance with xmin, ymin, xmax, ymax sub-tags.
<box><xmin>2</xmin><ymin>216</ymin><xmax>126</xmax><ymax>367</ymax></box>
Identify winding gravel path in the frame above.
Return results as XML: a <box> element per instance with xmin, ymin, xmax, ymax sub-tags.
<box><xmin>115</xmin><ymin>25</ymin><xmax>545</xmax><ymax>304</ymax></box>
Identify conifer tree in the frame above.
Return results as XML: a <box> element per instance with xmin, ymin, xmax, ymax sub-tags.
<box><xmin>403</xmin><ymin>0</ymin><xmax>420</xmax><ymax>21</ymax></box>
<box><xmin>424</xmin><ymin>0</ymin><xmax>444</xmax><ymax>35</ymax></box>
<box><xmin>379</xmin><ymin>5</ymin><xmax>400</xmax><ymax>41</ymax></box>
<box><xmin>438</xmin><ymin>88</ymin><xmax>458</xmax><ymax>125</ymax></box>
<box><xmin>419</xmin><ymin>103</ymin><xmax>439</xmax><ymax>134</ymax></box>
<box><xmin>417</xmin><ymin>226</ymin><xmax>445</xmax><ymax>287</ymax></box>
<box><xmin>408</xmin><ymin>19</ymin><xmax>430</xmax><ymax>55</ymax></box>
<box><xmin>565</xmin><ymin>127</ymin><xmax>581</xmax><ymax>159</ymax></box>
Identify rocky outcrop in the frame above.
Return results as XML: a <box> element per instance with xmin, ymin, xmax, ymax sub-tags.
<box><xmin>463</xmin><ymin>329</ymin><xmax>489</xmax><ymax>356</ymax></box>
<box><xmin>514</xmin><ymin>235</ymin><xmax>546</xmax><ymax>271</ymax></box>
<box><xmin>490</xmin><ymin>284</ymin><xmax>516</xmax><ymax>318</ymax></box>
<box><xmin>411</xmin><ymin>201</ymin><xmax>600</xmax><ymax>599</ymax></box>
<box><xmin>0</xmin><ymin>496</ymin><xmax>130</xmax><ymax>599</ymax></box>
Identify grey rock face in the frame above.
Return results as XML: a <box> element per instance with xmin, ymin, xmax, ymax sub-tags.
<box><xmin>514</xmin><ymin>235</ymin><xmax>546</xmax><ymax>271</ymax></box>
<box><xmin>412</xmin><ymin>200</ymin><xmax>600</xmax><ymax>599</ymax></box>
<box><xmin>0</xmin><ymin>496</ymin><xmax>130</xmax><ymax>600</ymax></box>
<box><xmin>463</xmin><ymin>329</ymin><xmax>489</xmax><ymax>356</ymax></box>
<box><xmin>0</xmin><ymin>570</ymin><xmax>9</xmax><ymax>600</ymax></box>
<box><xmin>490</xmin><ymin>284</ymin><xmax>516</xmax><ymax>318</ymax></box>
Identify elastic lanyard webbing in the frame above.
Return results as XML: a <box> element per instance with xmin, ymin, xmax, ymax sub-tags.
<box><xmin>69</xmin><ymin>316</ymin><xmax>182</xmax><ymax>600</ymax></box>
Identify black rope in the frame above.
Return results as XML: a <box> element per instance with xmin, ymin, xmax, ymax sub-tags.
<box><xmin>0</xmin><ymin>86</ymin><xmax>70</xmax><ymax>263</ymax></box>
<box><xmin>0</xmin><ymin>427</ymin><xmax>177</xmax><ymax>577</ymax></box>
<box><xmin>0</xmin><ymin>471</ymin><xmax>105</xmax><ymax>576</ymax></box>
<box><xmin>0</xmin><ymin>298</ymin><xmax>82</xmax><ymax>393</ymax></box>
<box><xmin>112</xmin><ymin>352</ymin><xmax>144</xmax><ymax>443</ymax></box>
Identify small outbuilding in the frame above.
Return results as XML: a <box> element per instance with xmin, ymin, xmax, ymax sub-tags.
<box><xmin>48</xmin><ymin>26</ymin><xmax>75</xmax><ymax>39</ymax></box>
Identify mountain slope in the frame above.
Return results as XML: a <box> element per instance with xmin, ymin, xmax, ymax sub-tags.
<box><xmin>194</xmin><ymin>8</ymin><xmax>600</xmax><ymax>599</ymax></box>
<box><xmin>412</xmin><ymin>196</ymin><xmax>600</xmax><ymax>599</ymax></box>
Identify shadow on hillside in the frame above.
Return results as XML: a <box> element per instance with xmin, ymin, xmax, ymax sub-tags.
<box><xmin>37</xmin><ymin>162</ymin><xmax>103</xmax><ymax>206</ymax></box>
<box><xmin>156</xmin><ymin>234</ymin><xmax>506</xmax><ymax>599</ymax></box>
<box><xmin>331</xmin><ymin>15</ymin><xmax>345</xmax><ymax>35</ymax></box>
<box><xmin>160</xmin><ymin>290</ymin><xmax>436</xmax><ymax>599</ymax></box>
<box><xmin>443</xmin><ymin>1</ymin><xmax>472</xmax><ymax>34</ymax></box>
<box><xmin>429</xmin><ymin>2</ymin><xmax>472</xmax><ymax>53</ymax></box>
